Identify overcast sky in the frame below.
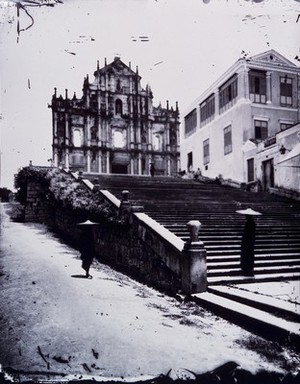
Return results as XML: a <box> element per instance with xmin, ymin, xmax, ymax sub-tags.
<box><xmin>0</xmin><ymin>0</ymin><xmax>299</xmax><ymax>190</ymax></box>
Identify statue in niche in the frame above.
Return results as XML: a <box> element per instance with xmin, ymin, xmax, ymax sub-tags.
<box><xmin>141</xmin><ymin>124</ymin><xmax>147</xmax><ymax>143</ymax></box>
<box><xmin>170</xmin><ymin>124</ymin><xmax>177</xmax><ymax>146</ymax></box>
<box><xmin>57</xmin><ymin>115</ymin><xmax>65</xmax><ymax>137</ymax></box>
<box><xmin>91</xmin><ymin>126</ymin><xmax>97</xmax><ymax>141</ymax></box>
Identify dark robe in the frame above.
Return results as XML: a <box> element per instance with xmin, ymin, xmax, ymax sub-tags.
<box><xmin>150</xmin><ymin>164</ymin><xmax>155</xmax><ymax>177</ymax></box>
<box><xmin>80</xmin><ymin>229</ymin><xmax>95</xmax><ymax>274</ymax></box>
<box><xmin>240</xmin><ymin>216</ymin><xmax>256</xmax><ymax>275</ymax></box>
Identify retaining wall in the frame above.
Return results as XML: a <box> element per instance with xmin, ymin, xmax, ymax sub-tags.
<box><xmin>22</xmin><ymin>175</ymin><xmax>186</xmax><ymax>294</ymax></box>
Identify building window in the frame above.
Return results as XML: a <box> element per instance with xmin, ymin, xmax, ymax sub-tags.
<box><xmin>224</xmin><ymin>125</ymin><xmax>232</xmax><ymax>155</ymax></box>
<box><xmin>203</xmin><ymin>139</ymin><xmax>210</xmax><ymax>165</ymax></box>
<box><xmin>247</xmin><ymin>158</ymin><xmax>254</xmax><ymax>182</ymax></box>
<box><xmin>187</xmin><ymin>152</ymin><xmax>193</xmax><ymax>171</ymax></box>
<box><xmin>249</xmin><ymin>70</ymin><xmax>266</xmax><ymax>104</ymax></box>
<box><xmin>115</xmin><ymin>99</ymin><xmax>123</xmax><ymax>115</ymax></box>
<box><xmin>280</xmin><ymin>122</ymin><xmax>293</xmax><ymax>131</ymax></box>
<box><xmin>200</xmin><ymin>94</ymin><xmax>215</xmax><ymax>126</ymax></box>
<box><xmin>184</xmin><ymin>109</ymin><xmax>197</xmax><ymax>136</ymax></box>
<box><xmin>117</xmin><ymin>79</ymin><xmax>121</xmax><ymax>91</ymax></box>
<box><xmin>254</xmin><ymin>120</ymin><xmax>268</xmax><ymax>140</ymax></box>
<box><xmin>219</xmin><ymin>75</ymin><xmax>238</xmax><ymax>114</ymax></box>
<box><xmin>280</xmin><ymin>76</ymin><xmax>292</xmax><ymax>107</ymax></box>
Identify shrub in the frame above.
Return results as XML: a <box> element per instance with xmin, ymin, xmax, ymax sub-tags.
<box><xmin>14</xmin><ymin>166</ymin><xmax>125</xmax><ymax>225</ymax></box>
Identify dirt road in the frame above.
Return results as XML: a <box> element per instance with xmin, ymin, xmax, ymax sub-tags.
<box><xmin>0</xmin><ymin>203</ymin><xmax>297</xmax><ymax>382</ymax></box>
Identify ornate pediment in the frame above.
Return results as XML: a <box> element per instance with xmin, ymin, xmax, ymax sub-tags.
<box><xmin>249</xmin><ymin>50</ymin><xmax>297</xmax><ymax>67</ymax></box>
<box><xmin>104</xmin><ymin>57</ymin><xmax>137</xmax><ymax>77</ymax></box>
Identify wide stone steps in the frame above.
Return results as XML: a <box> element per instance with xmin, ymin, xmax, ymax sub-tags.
<box><xmin>191</xmin><ymin>287</ymin><xmax>300</xmax><ymax>349</ymax></box>
<box><xmin>208</xmin><ymin>253</ymin><xmax>300</xmax><ymax>263</ymax></box>
<box><xmin>208</xmin><ymin>265</ymin><xmax>300</xmax><ymax>277</ymax></box>
<box><xmin>84</xmin><ymin>173</ymin><xmax>300</xmax><ymax>285</ymax></box>
<box><xmin>208</xmin><ymin>258</ymin><xmax>300</xmax><ymax>269</ymax></box>
<box><xmin>208</xmin><ymin>272</ymin><xmax>300</xmax><ymax>284</ymax></box>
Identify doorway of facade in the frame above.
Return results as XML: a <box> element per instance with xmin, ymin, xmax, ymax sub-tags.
<box><xmin>262</xmin><ymin>159</ymin><xmax>274</xmax><ymax>191</ymax></box>
<box><xmin>187</xmin><ymin>152</ymin><xmax>193</xmax><ymax>172</ymax></box>
<box><xmin>111</xmin><ymin>164</ymin><xmax>128</xmax><ymax>174</ymax></box>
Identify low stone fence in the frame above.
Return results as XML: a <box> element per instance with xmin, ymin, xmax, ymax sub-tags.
<box><xmin>84</xmin><ymin>178</ymin><xmax>207</xmax><ymax>295</ymax></box>
<box><xmin>22</xmin><ymin>170</ymin><xmax>208</xmax><ymax>295</ymax></box>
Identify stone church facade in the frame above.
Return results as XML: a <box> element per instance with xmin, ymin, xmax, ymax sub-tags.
<box><xmin>50</xmin><ymin>57</ymin><xmax>180</xmax><ymax>176</ymax></box>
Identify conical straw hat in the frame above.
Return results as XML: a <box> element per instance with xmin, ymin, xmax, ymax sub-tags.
<box><xmin>77</xmin><ymin>220</ymin><xmax>99</xmax><ymax>225</ymax></box>
<box><xmin>236</xmin><ymin>208</ymin><xmax>262</xmax><ymax>216</ymax></box>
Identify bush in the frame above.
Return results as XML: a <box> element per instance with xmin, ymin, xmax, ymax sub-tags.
<box><xmin>14</xmin><ymin>166</ymin><xmax>126</xmax><ymax>225</ymax></box>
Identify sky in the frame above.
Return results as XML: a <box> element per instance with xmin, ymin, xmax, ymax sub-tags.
<box><xmin>0</xmin><ymin>0</ymin><xmax>299</xmax><ymax>190</ymax></box>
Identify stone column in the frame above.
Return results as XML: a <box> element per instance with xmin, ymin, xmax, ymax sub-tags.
<box><xmin>266</xmin><ymin>71</ymin><xmax>272</xmax><ymax>104</ymax></box>
<box><xmin>138</xmin><ymin>153</ymin><xmax>142</xmax><ymax>175</ymax></box>
<box><xmin>86</xmin><ymin>150</ymin><xmax>91</xmax><ymax>172</ymax></box>
<box><xmin>119</xmin><ymin>190</ymin><xmax>131</xmax><ymax>219</ymax></box>
<box><xmin>130</xmin><ymin>157</ymin><xmax>134</xmax><ymax>175</ymax></box>
<box><xmin>65</xmin><ymin>149</ymin><xmax>69</xmax><ymax>170</ymax></box>
<box><xmin>166</xmin><ymin>123</ymin><xmax>170</xmax><ymax>148</ymax></box>
<box><xmin>177</xmin><ymin>157</ymin><xmax>181</xmax><ymax>174</ymax></box>
<box><xmin>98</xmin><ymin>152</ymin><xmax>102</xmax><ymax>173</ymax></box>
<box><xmin>53</xmin><ymin>111</ymin><xmax>58</xmax><ymax>138</ymax></box>
<box><xmin>244</xmin><ymin>68</ymin><xmax>250</xmax><ymax>100</ymax></box>
<box><xmin>53</xmin><ymin>148</ymin><xmax>58</xmax><ymax>167</ymax></box>
<box><xmin>148</xmin><ymin>122</ymin><xmax>153</xmax><ymax>150</ymax></box>
<box><xmin>238</xmin><ymin>67</ymin><xmax>249</xmax><ymax>100</ymax></box>
<box><xmin>86</xmin><ymin>116</ymin><xmax>91</xmax><ymax>146</ymax></box>
<box><xmin>97</xmin><ymin>118</ymin><xmax>102</xmax><ymax>144</ymax></box>
<box><xmin>106</xmin><ymin>152</ymin><xmax>110</xmax><ymax>173</ymax></box>
<box><xmin>65</xmin><ymin>113</ymin><xmax>69</xmax><ymax>141</ymax></box>
<box><xmin>181</xmin><ymin>220</ymin><xmax>207</xmax><ymax>294</ymax></box>
<box><xmin>167</xmin><ymin>155</ymin><xmax>171</xmax><ymax>176</ymax></box>
<box><xmin>130</xmin><ymin>122</ymin><xmax>135</xmax><ymax>149</ymax></box>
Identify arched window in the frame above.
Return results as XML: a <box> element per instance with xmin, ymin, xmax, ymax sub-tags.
<box><xmin>115</xmin><ymin>99</ymin><xmax>123</xmax><ymax>115</ymax></box>
<box><xmin>73</xmin><ymin>129</ymin><xmax>82</xmax><ymax>147</ymax></box>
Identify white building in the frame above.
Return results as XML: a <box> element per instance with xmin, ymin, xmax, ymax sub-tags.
<box><xmin>180</xmin><ymin>50</ymin><xmax>300</xmax><ymax>193</ymax></box>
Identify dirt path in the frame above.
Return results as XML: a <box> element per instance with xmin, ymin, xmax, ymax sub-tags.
<box><xmin>0</xmin><ymin>203</ymin><xmax>298</xmax><ymax>382</ymax></box>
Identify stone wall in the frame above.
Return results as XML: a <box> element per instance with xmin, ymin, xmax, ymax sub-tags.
<box><xmin>22</xmin><ymin>178</ymin><xmax>183</xmax><ymax>294</ymax></box>
<box><xmin>24</xmin><ymin>180</ymin><xmax>54</xmax><ymax>224</ymax></box>
<box><xmin>22</xmin><ymin>173</ymin><xmax>207</xmax><ymax>295</ymax></box>
<box><xmin>93</xmin><ymin>221</ymin><xmax>182</xmax><ymax>294</ymax></box>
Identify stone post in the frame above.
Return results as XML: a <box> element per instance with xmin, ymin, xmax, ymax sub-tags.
<box><xmin>93</xmin><ymin>178</ymin><xmax>100</xmax><ymax>193</ymax></box>
<box><xmin>119</xmin><ymin>190</ymin><xmax>131</xmax><ymax>219</ymax></box>
<box><xmin>182</xmin><ymin>220</ymin><xmax>207</xmax><ymax>294</ymax></box>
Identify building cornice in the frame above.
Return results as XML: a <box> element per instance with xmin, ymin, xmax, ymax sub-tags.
<box><xmin>183</xmin><ymin>51</ymin><xmax>299</xmax><ymax>117</ymax></box>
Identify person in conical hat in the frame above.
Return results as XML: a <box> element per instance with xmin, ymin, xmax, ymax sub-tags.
<box><xmin>150</xmin><ymin>162</ymin><xmax>155</xmax><ymax>177</ymax></box>
<box><xmin>77</xmin><ymin>220</ymin><xmax>97</xmax><ymax>278</ymax></box>
<box><xmin>236</xmin><ymin>208</ymin><xmax>261</xmax><ymax>276</ymax></box>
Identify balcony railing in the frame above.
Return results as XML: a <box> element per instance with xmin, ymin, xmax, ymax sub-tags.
<box><xmin>264</xmin><ymin>136</ymin><xmax>276</xmax><ymax>148</ymax></box>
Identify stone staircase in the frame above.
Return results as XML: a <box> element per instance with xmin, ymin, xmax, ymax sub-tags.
<box><xmin>192</xmin><ymin>282</ymin><xmax>300</xmax><ymax>348</ymax></box>
<box><xmin>85</xmin><ymin>174</ymin><xmax>300</xmax><ymax>285</ymax></box>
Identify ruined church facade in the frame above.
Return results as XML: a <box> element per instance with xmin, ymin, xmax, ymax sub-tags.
<box><xmin>50</xmin><ymin>57</ymin><xmax>180</xmax><ymax>176</ymax></box>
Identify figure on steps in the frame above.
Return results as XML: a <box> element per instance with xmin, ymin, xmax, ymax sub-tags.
<box><xmin>236</xmin><ymin>208</ymin><xmax>262</xmax><ymax>276</ymax></box>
